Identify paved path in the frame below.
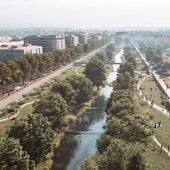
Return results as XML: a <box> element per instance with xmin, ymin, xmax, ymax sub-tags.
<box><xmin>132</xmin><ymin>42</ymin><xmax>170</xmax><ymax>99</ymax></box>
<box><xmin>137</xmin><ymin>73</ymin><xmax>170</xmax><ymax>157</ymax></box>
<box><xmin>0</xmin><ymin>101</ymin><xmax>35</xmax><ymax>122</ymax></box>
<box><xmin>0</xmin><ymin>46</ymin><xmax>106</xmax><ymax>110</ymax></box>
<box><xmin>152</xmin><ymin>135</ymin><xmax>170</xmax><ymax>157</ymax></box>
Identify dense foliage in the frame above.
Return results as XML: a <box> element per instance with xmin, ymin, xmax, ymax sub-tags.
<box><xmin>7</xmin><ymin>114</ymin><xmax>55</xmax><ymax>164</ymax></box>
<box><xmin>80</xmin><ymin>45</ymin><xmax>151</xmax><ymax>170</ymax></box>
<box><xmin>0</xmin><ymin>38</ymin><xmax>109</xmax><ymax>94</ymax></box>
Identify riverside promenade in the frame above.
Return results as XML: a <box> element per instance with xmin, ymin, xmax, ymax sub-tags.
<box><xmin>0</xmin><ymin>45</ymin><xmax>107</xmax><ymax>110</ymax></box>
<box><xmin>132</xmin><ymin>42</ymin><xmax>170</xmax><ymax>99</ymax></box>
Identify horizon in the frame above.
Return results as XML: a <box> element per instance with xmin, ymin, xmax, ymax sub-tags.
<box><xmin>1</xmin><ymin>0</ymin><xmax>170</xmax><ymax>28</ymax></box>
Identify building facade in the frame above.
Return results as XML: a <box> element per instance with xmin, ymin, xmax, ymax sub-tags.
<box><xmin>24</xmin><ymin>35</ymin><xmax>65</xmax><ymax>53</ymax></box>
<box><xmin>78</xmin><ymin>34</ymin><xmax>88</xmax><ymax>44</ymax></box>
<box><xmin>0</xmin><ymin>44</ymin><xmax>42</xmax><ymax>62</ymax></box>
<box><xmin>65</xmin><ymin>34</ymin><xmax>79</xmax><ymax>47</ymax></box>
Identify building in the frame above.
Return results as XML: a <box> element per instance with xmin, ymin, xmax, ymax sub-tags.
<box><xmin>0</xmin><ymin>44</ymin><xmax>42</xmax><ymax>62</ymax></box>
<box><xmin>24</xmin><ymin>35</ymin><xmax>65</xmax><ymax>53</ymax></box>
<box><xmin>0</xmin><ymin>36</ymin><xmax>12</xmax><ymax>43</ymax></box>
<box><xmin>78</xmin><ymin>34</ymin><xmax>88</xmax><ymax>44</ymax></box>
<box><xmin>65</xmin><ymin>34</ymin><xmax>79</xmax><ymax>47</ymax></box>
<box><xmin>56</xmin><ymin>37</ymin><xmax>66</xmax><ymax>50</ymax></box>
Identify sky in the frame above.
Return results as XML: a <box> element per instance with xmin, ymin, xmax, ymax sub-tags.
<box><xmin>0</xmin><ymin>0</ymin><xmax>170</xmax><ymax>28</ymax></box>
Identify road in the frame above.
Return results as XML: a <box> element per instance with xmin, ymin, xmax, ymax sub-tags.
<box><xmin>132</xmin><ymin>42</ymin><xmax>170</xmax><ymax>99</ymax></box>
<box><xmin>0</xmin><ymin>46</ymin><xmax>106</xmax><ymax>110</ymax></box>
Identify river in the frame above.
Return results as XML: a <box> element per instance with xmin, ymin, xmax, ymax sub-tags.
<box><xmin>51</xmin><ymin>49</ymin><xmax>123</xmax><ymax>170</ymax></box>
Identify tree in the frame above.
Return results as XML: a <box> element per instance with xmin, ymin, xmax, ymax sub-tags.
<box><xmin>51</xmin><ymin>81</ymin><xmax>77</xmax><ymax>108</ymax></box>
<box><xmin>106</xmin><ymin>43</ymin><xmax>115</xmax><ymax>52</ymax></box>
<box><xmin>126</xmin><ymin>144</ymin><xmax>148</xmax><ymax>170</ymax></box>
<box><xmin>42</xmin><ymin>53</ymin><xmax>55</xmax><ymax>72</ymax></box>
<box><xmin>0</xmin><ymin>137</ymin><xmax>35</xmax><ymax>170</ymax></box>
<box><xmin>33</xmin><ymin>94</ymin><xmax>68</xmax><ymax>131</ymax></box>
<box><xmin>96</xmin><ymin>138</ymin><xmax>129</xmax><ymax>170</ymax></box>
<box><xmin>79</xmin><ymin>155</ymin><xmax>98</xmax><ymax>170</ymax></box>
<box><xmin>84</xmin><ymin>58</ymin><xmax>106</xmax><ymax>89</ymax></box>
<box><xmin>106</xmin><ymin>50</ymin><xmax>113</xmax><ymax>61</ymax></box>
<box><xmin>106</xmin><ymin>116</ymin><xmax>151</xmax><ymax>143</ymax></box>
<box><xmin>95</xmin><ymin>52</ymin><xmax>107</xmax><ymax>62</ymax></box>
<box><xmin>105</xmin><ymin>89</ymin><xmax>133</xmax><ymax>113</ymax></box>
<box><xmin>67</xmin><ymin>75</ymin><xmax>94</xmax><ymax>105</ymax></box>
<box><xmin>16</xmin><ymin>57</ymin><xmax>32</xmax><ymax>83</ymax></box>
<box><xmin>145</xmin><ymin>48</ymin><xmax>154</xmax><ymax>61</ymax></box>
<box><xmin>113</xmin><ymin>72</ymin><xmax>134</xmax><ymax>91</ymax></box>
<box><xmin>97</xmin><ymin>138</ymin><xmax>148</xmax><ymax>170</ymax></box>
<box><xmin>0</xmin><ymin>62</ymin><xmax>12</xmax><ymax>93</ymax></box>
<box><xmin>125</xmin><ymin>54</ymin><xmax>136</xmax><ymax>68</ymax></box>
<box><xmin>7</xmin><ymin>114</ymin><xmax>55</xmax><ymax>164</ymax></box>
<box><xmin>118</xmin><ymin>62</ymin><xmax>134</xmax><ymax>77</ymax></box>
<box><xmin>24</xmin><ymin>54</ymin><xmax>39</xmax><ymax>75</ymax></box>
<box><xmin>108</xmin><ymin>98</ymin><xmax>135</xmax><ymax>118</ymax></box>
<box><xmin>96</xmin><ymin>133</ymin><xmax>111</xmax><ymax>154</ymax></box>
<box><xmin>7</xmin><ymin>60</ymin><xmax>22</xmax><ymax>88</ymax></box>
<box><xmin>124</xmin><ymin>46</ymin><xmax>131</xmax><ymax>57</ymax></box>
<box><xmin>83</xmin><ymin>43</ymin><xmax>91</xmax><ymax>52</ymax></box>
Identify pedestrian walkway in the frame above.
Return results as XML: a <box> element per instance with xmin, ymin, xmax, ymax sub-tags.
<box><xmin>137</xmin><ymin>73</ymin><xmax>170</xmax><ymax>157</ymax></box>
<box><xmin>0</xmin><ymin>45</ymin><xmax>107</xmax><ymax>110</ymax></box>
<box><xmin>152</xmin><ymin>135</ymin><xmax>170</xmax><ymax>157</ymax></box>
<box><xmin>132</xmin><ymin>41</ymin><xmax>170</xmax><ymax>99</ymax></box>
<box><xmin>0</xmin><ymin>101</ymin><xmax>35</xmax><ymax>123</ymax></box>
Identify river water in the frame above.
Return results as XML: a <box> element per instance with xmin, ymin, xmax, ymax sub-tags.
<box><xmin>51</xmin><ymin>49</ymin><xmax>123</xmax><ymax>170</ymax></box>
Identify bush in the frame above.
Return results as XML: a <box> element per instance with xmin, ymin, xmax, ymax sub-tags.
<box><xmin>29</xmin><ymin>89</ymin><xmax>42</xmax><ymax>96</ymax></box>
<box><xmin>7</xmin><ymin>107</ymin><xmax>15</xmax><ymax>113</ymax></box>
<box><xmin>18</xmin><ymin>100</ymin><xmax>25</xmax><ymax>105</ymax></box>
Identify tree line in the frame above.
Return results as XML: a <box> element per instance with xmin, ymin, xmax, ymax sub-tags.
<box><xmin>80</xmin><ymin>46</ymin><xmax>152</xmax><ymax>170</ymax></box>
<box><xmin>0</xmin><ymin>43</ymin><xmax>113</xmax><ymax>169</ymax></box>
<box><xmin>0</xmin><ymin>38</ymin><xmax>110</xmax><ymax>94</ymax></box>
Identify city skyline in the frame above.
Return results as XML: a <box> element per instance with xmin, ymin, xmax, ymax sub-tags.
<box><xmin>0</xmin><ymin>0</ymin><xmax>170</xmax><ymax>28</ymax></box>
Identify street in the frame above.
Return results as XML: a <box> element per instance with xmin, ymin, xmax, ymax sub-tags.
<box><xmin>0</xmin><ymin>46</ymin><xmax>106</xmax><ymax>110</ymax></box>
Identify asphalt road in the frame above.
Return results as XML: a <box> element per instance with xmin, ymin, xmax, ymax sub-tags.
<box><xmin>0</xmin><ymin>46</ymin><xmax>106</xmax><ymax>110</ymax></box>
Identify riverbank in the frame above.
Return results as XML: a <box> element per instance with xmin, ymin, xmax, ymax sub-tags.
<box><xmin>133</xmin><ymin>48</ymin><xmax>170</xmax><ymax>170</ymax></box>
<box><xmin>35</xmin><ymin>50</ymin><xmax>117</xmax><ymax>170</ymax></box>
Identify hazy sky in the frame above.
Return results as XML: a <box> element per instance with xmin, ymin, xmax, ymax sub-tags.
<box><xmin>0</xmin><ymin>0</ymin><xmax>170</xmax><ymax>28</ymax></box>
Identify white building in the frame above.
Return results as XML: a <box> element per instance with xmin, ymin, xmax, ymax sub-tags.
<box><xmin>24</xmin><ymin>35</ymin><xmax>65</xmax><ymax>53</ymax></box>
<box><xmin>65</xmin><ymin>34</ymin><xmax>79</xmax><ymax>47</ymax></box>
<box><xmin>0</xmin><ymin>44</ymin><xmax>42</xmax><ymax>62</ymax></box>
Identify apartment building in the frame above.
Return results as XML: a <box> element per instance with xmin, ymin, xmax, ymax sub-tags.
<box><xmin>24</xmin><ymin>35</ymin><xmax>65</xmax><ymax>53</ymax></box>
<box><xmin>78</xmin><ymin>33</ymin><xmax>88</xmax><ymax>44</ymax></box>
<box><xmin>0</xmin><ymin>44</ymin><xmax>42</xmax><ymax>62</ymax></box>
<box><xmin>65</xmin><ymin>34</ymin><xmax>79</xmax><ymax>47</ymax></box>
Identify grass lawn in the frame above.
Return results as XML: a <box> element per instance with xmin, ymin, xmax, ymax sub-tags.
<box><xmin>17</xmin><ymin>104</ymin><xmax>34</xmax><ymax>119</ymax></box>
<box><xmin>141</xmin><ymin>77</ymin><xmax>165</xmax><ymax>108</ymax></box>
<box><xmin>134</xmin><ymin>90</ymin><xmax>170</xmax><ymax>170</ymax></box>
<box><xmin>145</xmin><ymin>140</ymin><xmax>170</xmax><ymax>170</ymax></box>
<box><xmin>134</xmin><ymin>54</ymin><xmax>170</xmax><ymax>169</ymax></box>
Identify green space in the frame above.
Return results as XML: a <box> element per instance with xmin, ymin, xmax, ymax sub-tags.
<box><xmin>141</xmin><ymin>77</ymin><xmax>165</xmax><ymax>108</ymax></box>
<box><xmin>0</xmin><ymin>44</ymin><xmax>115</xmax><ymax>169</ymax></box>
<box><xmin>134</xmin><ymin>50</ymin><xmax>170</xmax><ymax>170</ymax></box>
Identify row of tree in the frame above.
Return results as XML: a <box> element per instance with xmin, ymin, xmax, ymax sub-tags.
<box><xmin>80</xmin><ymin>46</ymin><xmax>151</xmax><ymax>170</ymax></box>
<box><xmin>138</xmin><ymin>41</ymin><xmax>170</xmax><ymax>112</ymax></box>
<box><xmin>0</xmin><ymin>47</ymin><xmax>109</xmax><ymax>169</ymax></box>
<box><xmin>0</xmin><ymin>38</ymin><xmax>110</xmax><ymax>94</ymax></box>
